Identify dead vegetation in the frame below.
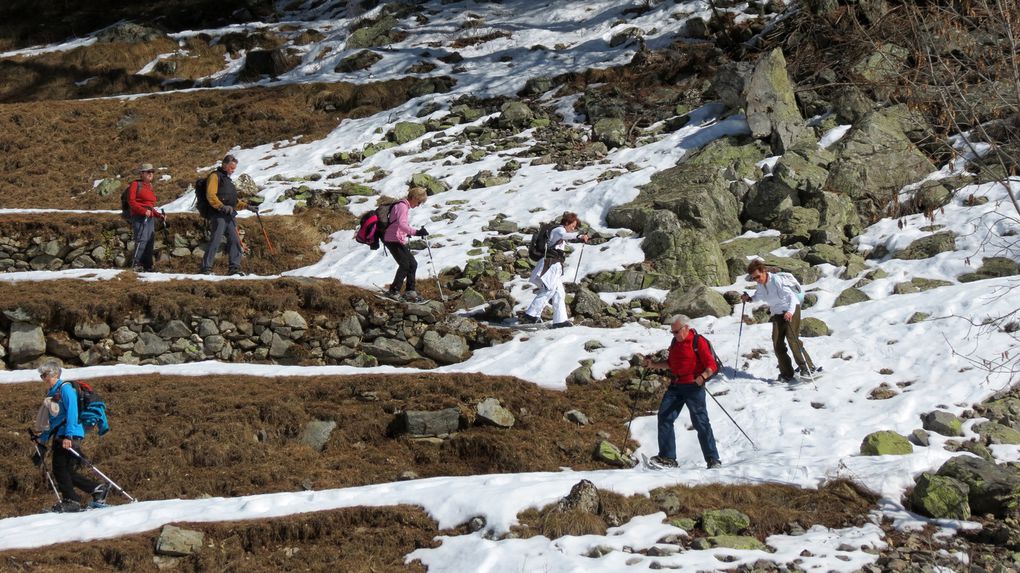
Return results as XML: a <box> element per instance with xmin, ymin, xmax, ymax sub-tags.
<box><xmin>0</xmin><ymin>505</ymin><xmax>436</xmax><ymax>572</ymax></box>
<box><xmin>0</xmin><ymin>372</ymin><xmax>640</xmax><ymax>518</ymax></box>
<box><xmin>515</xmin><ymin>479</ymin><xmax>878</xmax><ymax>541</ymax></box>
<box><xmin>0</xmin><ymin>78</ymin><xmax>433</xmax><ymax>210</ymax></box>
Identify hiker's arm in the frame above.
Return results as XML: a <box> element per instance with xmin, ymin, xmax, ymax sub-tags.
<box><xmin>693</xmin><ymin>338</ymin><xmax>716</xmax><ymax>385</ymax></box>
<box><xmin>205</xmin><ymin>174</ymin><xmax>223</xmax><ymax>210</ymax></box>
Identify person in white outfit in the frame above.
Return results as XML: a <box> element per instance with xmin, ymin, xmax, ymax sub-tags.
<box><xmin>522</xmin><ymin>212</ymin><xmax>589</xmax><ymax>328</ymax></box>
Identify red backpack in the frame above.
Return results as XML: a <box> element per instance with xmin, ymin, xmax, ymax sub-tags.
<box><xmin>355</xmin><ymin>202</ymin><xmax>395</xmax><ymax>250</ymax></box>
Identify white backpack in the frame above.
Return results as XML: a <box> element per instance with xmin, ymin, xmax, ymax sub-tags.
<box><xmin>773</xmin><ymin>271</ymin><xmax>806</xmax><ymax>303</ymax></box>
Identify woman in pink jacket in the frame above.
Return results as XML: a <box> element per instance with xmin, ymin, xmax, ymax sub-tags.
<box><xmin>383</xmin><ymin>187</ymin><xmax>429</xmax><ymax>302</ymax></box>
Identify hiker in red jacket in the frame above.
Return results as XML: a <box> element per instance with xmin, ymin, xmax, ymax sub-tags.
<box><xmin>643</xmin><ymin>314</ymin><xmax>721</xmax><ymax>469</ymax></box>
<box><xmin>127</xmin><ymin>163</ymin><xmax>164</xmax><ymax>272</ymax></box>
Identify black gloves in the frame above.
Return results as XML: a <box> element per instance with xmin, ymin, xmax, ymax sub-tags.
<box><xmin>219</xmin><ymin>205</ymin><xmax>236</xmax><ymax>216</ymax></box>
<box><xmin>31</xmin><ymin>444</ymin><xmax>46</xmax><ymax>466</ymax></box>
<box><xmin>417</xmin><ymin>227</ymin><xmax>429</xmax><ymax>237</ymax></box>
<box><xmin>249</xmin><ymin>203</ymin><xmax>259</xmax><ymax>213</ymax></box>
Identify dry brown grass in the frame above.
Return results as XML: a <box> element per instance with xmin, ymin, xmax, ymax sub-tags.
<box><xmin>0</xmin><ymin>505</ymin><xmax>436</xmax><ymax>572</ymax></box>
<box><xmin>515</xmin><ymin>480</ymin><xmax>877</xmax><ymax>541</ymax></box>
<box><xmin>0</xmin><ymin>78</ymin><xmax>431</xmax><ymax>210</ymax></box>
<box><xmin>0</xmin><ymin>372</ymin><xmax>641</xmax><ymax>518</ymax></box>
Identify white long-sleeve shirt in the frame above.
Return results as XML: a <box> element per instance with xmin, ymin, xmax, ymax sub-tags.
<box><xmin>749</xmin><ymin>272</ymin><xmax>799</xmax><ymax>315</ymax></box>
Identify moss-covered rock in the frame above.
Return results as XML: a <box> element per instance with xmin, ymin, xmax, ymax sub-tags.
<box><xmin>834</xmin><ymin>287</ymin><xmax>871</xmax><ymax>307</ymax></box>
<box><xmin>662</xmin><ymin>284</ymin><xmax>732</xmax><ymax>319</ymax></box>
<box><xmin>593</xmin><ymin>439</ymin><xmax>634</xmax><ymax>468</ymax></box>
<box><xmin>957</xmin><ymin>257</ymin><xmax>1020</xmax><ymax>283</ymax></box>
<box><xmin>974</xmin><ymin>421</ymin><xmax>1020</xmax><ymax>445</ymax></box>
<box><xmin>641</xmin><ymin>216</ymin><xmax>729</xmax><ymax>289</ymax></box>
<box><xmin>910</xmin><ymin>472</ymin><xmax>970</xmax><ymax>520</ymax></box>
<box><xmin>892</xmin><ymin>232</ymin><xmax>957</xmax><ymax>260</ymax></box>
<box><xmin>800</xmin><ymin>317</ymin><xmax>831</xmax><ymax>337</ymax></box>
<box><xmin>922</xmin><ymin>410</ymin><xmax>963</xmax><ymax>437</ymax></box>
<box><xmin>700</xmin><ymin>508</ymin><xmax>751</xmax><ymax>536</ymax></box>
<box><xmin>390</xmin><ymin>121</ymin><xmax>427</xmax><ymax>144</ymax></box>
<box><xmin>860</xmin><ymin>430</ymin><xmax>913</xmax><ymax>455</ymax></box>
<box><xmin>936</xmin><ymin>455</ymin><xmax>1020</xmax><ymax>517</ymax></box>
<box><xmin>346</xmin><ymin>14</ymin><xmax>400</xmax><ymax>49</ymax></box>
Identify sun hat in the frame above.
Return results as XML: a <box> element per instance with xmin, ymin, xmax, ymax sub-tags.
<box><xmin>138</xmin><ymin>163</ymin><xmax>155</xmax><ymax>172</ymax></box>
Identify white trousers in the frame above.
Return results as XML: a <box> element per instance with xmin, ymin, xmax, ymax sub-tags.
<box><xmin>526</xmin><ymin>259</ymin><xmax>568</xmax><ymax>323</ymax></box>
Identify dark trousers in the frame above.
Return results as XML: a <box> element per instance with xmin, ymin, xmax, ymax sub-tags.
<box><xmin>770</xmin><ymin>307</ymin><xmax>814</xmax><ymax>378</ymax></box>
<box><xmin>656</xmin><ymin>383</ymin><xmax>719</xmax><ymax>463</ymax></box>
<box><xmin>384</xmin><ymin>242</ymin><xmax>417</xmax><ymax>292</ymax></box>
<box><xmin>201</xmin><ymin>213</ymin><xmax>242</xmax><ymax>272</ymax></box>
<box><xmin>52</xmin><ymin>441</ymin><xmax>98</xmax><ymax>503</ymax></box>
<box><xmin>130</xmin><ymin>215</ymin><xmax>155</xmax><ymax>270</ymax></box>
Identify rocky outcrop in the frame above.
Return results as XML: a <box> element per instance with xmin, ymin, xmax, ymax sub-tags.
<box><xmin>746</xmin><ymin>48</ymin><xmax>806</xmax><ymax>154</ymax></box>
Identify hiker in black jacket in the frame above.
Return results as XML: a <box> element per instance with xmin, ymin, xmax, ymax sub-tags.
<box><xmin>199</xmin><ymin>154</ymin><xmax>256</xmax><ymax>276</ymax></box>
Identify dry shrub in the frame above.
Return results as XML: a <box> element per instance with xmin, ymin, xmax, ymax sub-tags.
<box><xmin>451</xmin><ymin>30</ymin><xmax>511</xmax><ymax>49</ymax></box>
<box><xmin>541</xmin><ymin>509</ymin><xmax>608</xmax><ymax>538</ymax></box>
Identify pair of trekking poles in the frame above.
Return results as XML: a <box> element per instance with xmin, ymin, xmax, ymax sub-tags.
<box><xmin>28</xmin><ymin>431</ymin><xmax>136</xmax><ymax>505</ymax></box>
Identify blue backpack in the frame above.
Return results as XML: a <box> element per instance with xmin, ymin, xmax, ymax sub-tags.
<box><xmin>56</xmin><ymin>381</ymin><xmax>110</xmax><ymax>436</ymax></box>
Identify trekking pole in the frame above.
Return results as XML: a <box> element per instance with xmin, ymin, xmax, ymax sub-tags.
<box><xmin>28</xmin><ymin>434</ymin><xmax>62</xmax><ymax>503</ymax></box>
<box><xmin>254</xmin><ymin>210</ymin><xmax>276</xmax><ymax>256</ymax></box>
<box><xmin>423</xmin><ymin>236</ymin><xmax>446</xmax><ymax>301</ymax></box>
<box><xmin>624</xmin><ymin>366</ymin><xmax>646</xmax><ymax>452</ymax></box>
<box><xmin>67</xmin><ymin>448</ymin><xmax>137</xmax><ymax>503</ymax></box>
<box><xmin>734</xmin><ymin>301</ymin><xmax>746</xmax><ymax>372</ymax></box>
<box><xmin>572</xmin><ymin>242</ymin><xmax>586</xmax><ymax>283</ymax></box>
<box><xmin>705</xmin><ymin>388</ymin><xmax>759</xmax><ymax>451</ymax></box>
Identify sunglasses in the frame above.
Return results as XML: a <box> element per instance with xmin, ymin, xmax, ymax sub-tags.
<box><xmin>671</xmin><ymin>327</ymin><xmax>687</xmax><ymax>334</ymax></box>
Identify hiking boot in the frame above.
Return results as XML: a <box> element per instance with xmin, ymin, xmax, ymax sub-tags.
<box><xmin>49</xmin><ymin>499</ymin><xmax>82</xmax><ymax>513</ymax></box>
<box><xmin>519</xmin><ymin>314</ymin><xmax>539</xmax><ymax>324</ymax></box>
<box><xmin>649</xmin><ymin>455</ymin><xmax>678</xmax><ymax>468</ymax></box>
<box><xmin>198</xmin><ymin>268</ymin><xmax>212</xmax><ymax>275</ymax></box>
<box><xmin>92</xmin><ymin>484</ymin><xmax>109</xmax><ymax>505</ymax></box>
<box><xmin>707</xmin><ymin>459</ymin><xmax>722</xmax><ymax>469</ymax></box>
<box><xmin>550</xmin><ymin>321</ymin><xmax>573</xmax><ymax>329</ymax></box>
<box><xmin>228</xmin><ymin>268</ymin><xmax>246</xmax><ymax>276</ymax></box>
<box><xmin>131</xmin><ymin>264</ymin><xmax>146</xmax><ymax>273</ymax></box>
<box><xmin>402</xmin><ymin>290</ymin><xmax>423</xmax><ymax>303</ymax></box>
<box><xmin>777</xmin><ymin>374</ymin><xmax>796</xmax><ymax>384</ymax></box>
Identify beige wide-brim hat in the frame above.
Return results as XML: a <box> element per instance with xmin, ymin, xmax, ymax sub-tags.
<box><xmin>138</xmin><ymin>163</ymin><xmax>155</xmax><ymax>172</ymax></box>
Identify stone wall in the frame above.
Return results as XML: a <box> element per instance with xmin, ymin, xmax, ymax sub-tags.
<box><xmin>0</xmin><ymin>299</ymin><xmax>505</xmax><ymax>371</ymax></box>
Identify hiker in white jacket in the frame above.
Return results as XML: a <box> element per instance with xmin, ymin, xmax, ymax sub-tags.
<box><xmin>522</xmin><ymin>212</ymin><xmax>589</xmax><ymax>328</ymax></box>
<box><xmin>740</xmin><ymin>258</ymin><xmax>817</xmax><ymax>382</ymax></box>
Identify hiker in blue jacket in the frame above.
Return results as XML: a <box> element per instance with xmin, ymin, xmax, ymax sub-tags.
<box><xmin>34</xmin><ymin>360</ymin><xmax>106</xmax><ymax>513</ymax></box>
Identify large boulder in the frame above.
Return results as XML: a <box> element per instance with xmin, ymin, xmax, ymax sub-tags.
<box><xmin>606</xmin><ymin>137</ymin><xmax>764</xmax><ymax>240</ymax></box>
<box><xmin>936</xmin><ymin>455</ymin><xmax>1020</xmax><ymax>517</ymax></box>
<box><xmin>921</xmin><ymin>410</ymin><xmax>963</xmax><ymax>437</ymax></box>
<box><xmin>745</xmin><ymin>48</ymin><xmax>806</xmax><ymax>154</ymax></box>
<box><xmin>362</xmin><ymin>338</ymin><xmax>422</xmax><ymax>365</ymax></box>
<box><xmin>825</xmin><ymin>109</ymin><xmax>938</xmax><ymax>221</ymax></box>
<box><xmin>662</xmin><ymin>285</ymin><xmax>732</xmax><ymax>319</ymax></box>
<box><xmin>640</xmin><ymin>212</ymin><xmax>730</xmax><ymax>289</ymax></box>
<box><xmin>909</xmin><ymin>473</ymin><xmax>970</xmax><ymax>520</ymax></box>
<box><xmin>421</xmin><ymin>331</ymin><xmax>471</xmax><ymax>364</ymax></box>
<box><xmin>8</xmin><ymin>321</ymin><xmax>45</xmax><ymax>364</ymax></box>
<box><xmin>891</xmin><ymin>232</ymin><xmax>957</xmax><ymax>260</ymax></box>
<box><xmin>475</xmin><ymin>398</ymin><xmax>515</xmax><ymax>428</ymax></box>
<box><xmin>700</xmin><ymin>509</ymin><xmax>751</xmax><ymax>536</ymax></box>
<box><xmin>394</xmin><ymin>408</ymin><xmax>461</xmax><ymax>437</ymax></box>
<box><xmin>239</xmin><ymin>48</ymin><xmax>299</xmax><ymax>81</ymax></box>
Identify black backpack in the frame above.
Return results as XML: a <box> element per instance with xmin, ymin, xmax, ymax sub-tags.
<box><xmin>691</xmin><ymin>333</ymin><xmax>723</xmax><ymax>382</ymax></box>
<box><xmin>194</xmin><ymin>175</ymin><xmax>215</xmax><ymax>218</ymax></box>
<box><xmin>54</xmin><ymin>381</ymin><xmax>110</xmax><ymax>436</ymax></box>
<box><xmin>119</xmin><ymin>182</ymin><xmax>134</xmax><ymax>220</ymax></box>
<box><xmin>528</xmin><ymin>222</ymin><xmax>556</xmax><ymax>261</ymax></box>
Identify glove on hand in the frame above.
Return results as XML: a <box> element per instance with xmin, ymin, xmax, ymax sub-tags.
<box><xmin>31</xmin><ymin>444</ymin><xmax>46</xmax><ymax>466</ymax></box>
<box><xmin>417</xmin><ymin>227</ymin><xmax>429</xmax><ymax>237</ymax></box>
<box><xmin>219</xmin><ymin>205</ymin><xmax>236</xmax><ymax>216</ymax></box>
<box><xmin>248</xmin><ymin>203</ymin><xmax>259</xmax><ymax>213</ymax></box>
<box><xmin>155</xmin><ymin>209</ymin><xmax>166</xmax><ymax>220</ymax></box>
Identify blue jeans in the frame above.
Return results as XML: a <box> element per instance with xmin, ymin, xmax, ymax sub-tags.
<box><xmin>657</xmin><ymin>383</ymin><xmax>719</xmax><ymax>463</ymax></box>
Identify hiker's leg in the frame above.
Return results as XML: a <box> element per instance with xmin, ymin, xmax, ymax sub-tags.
<box><xmin>386</xmin><ymin>243</ymin><xmax>411</xmax><ymax>292</ymax></box>
<box><xmin>51</xmin><ymin>444</ymin><xmax>79</xmax><ymax>502</ymax></box>
<box><xmin>224</xmin><ymin>217</ymin><xmax>242</xmax><ymax>272</ymax></box>
<box><xmin>201</xmin><ymin>215</ymin><xmax>227</xmax><ymax>271</ymax></box>
<box><xmin>656</xmin><ymin>385</ymin><xmax>685</xmax><ymax>460</ymax></box>
<box><xmin>526</xmin><ymin>285</ymin><xmax>553</xmax><ymax>318</ymax></box>
<box><xmin>785</xmin><ymin>307</ymin><xmax>812</xmax><ymax>370</ymax></box>
<box><xmin>68</xmin><ymin>445</ymin><xmax>99</xmax><ymax>494</ymax></box>
<box><xmin>685</xmin><ymin>386</ymin><xmax>719</xmax><ymax>463</ymax></box>
<box><xmin>131</xmin><ymin>216</ymin><xmax>154</xmax><ymax>267</ymax></box>
<box><xmin>771</xmin><ymin>315</ymin><xmax>795</xmax><ymax>378</ymax></box>
<box><xmin>405</xmin><ymin>249</ymin><xmax>418</xmax><ymax>292</ymax></box>
<box><xmin>550</xmin><ymin>277</ymin><xmax>568</xmax><ymax>323</ymax></box>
